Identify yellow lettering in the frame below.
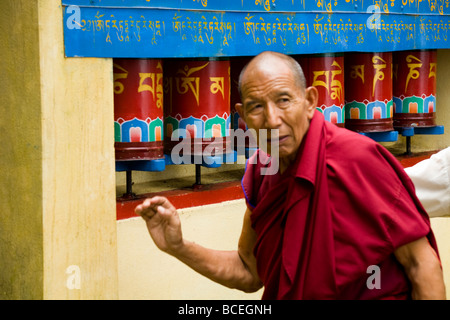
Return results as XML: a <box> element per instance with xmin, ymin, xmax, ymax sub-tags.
<box><xmin>350</xmin><ymin>64</ymin><xmax>365</xmax><ymax>84</ymax></box>
<box><xmin>156</xmin><ymin>72</ymin><xmax>163</xmax><ymax>109</ymax></box>
<box><xmin>138</xmin><ymin>72</ymin><xmax>155</xmax><ymax>95</ymax></box>
<box><xmin>113</xmin><ymin>63</ymin><xmax>128</xmax><ymax>94</ymax></box>
<box><xmin>137</xmin><ymin>64</ymin><xmax>163</xmax><ymax>109</ymax></box>
<box><xmin>175</xmin><ymin>62</ymin><xmax>210</xmax><ymax>106</ymax></box>
<box><xmin>312</xmin><ymin>70</ymin><xmax>330</xmax><ymax>94</ymax></box>
<box><xmin>405</xmin><ymin>55</ymin><xmax>422</xmax><ymax>92</ymax></box>
<box><xmin>312</xmin><ymin>60</ymin><xmax>342</xmax><ymax>101</ymax></box>
<box><xmin>210</xmin><ymin>77</ymin><xmax>225</xmax><ymax>99</ymax></box>
<box><xmin>330</xmin><ymin>60</ymin><xmax>343</xmax><ymax>101</ymax></box>
<box><xmin>429</xmin><ymin>62</ymin><xmax>437</xmax><ymax>79</ymax></box>
<box><xmin>372</xmin><ymin>55</ymin><xmax>387</xmax><ymax>97</ymax></box>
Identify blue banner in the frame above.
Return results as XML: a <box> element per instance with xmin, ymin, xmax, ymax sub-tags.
<box><xmin>63</xmin><ymin>0</ymin><xmax>450</xmax><ymax>15</ymax></box>
<box><xmin>62</xmin><ymin>1</ymin><xmax>450</xmax><ymax>58</ymax></box>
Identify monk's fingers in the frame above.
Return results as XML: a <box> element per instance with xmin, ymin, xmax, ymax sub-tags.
<box><xmin>135</xmin><ymin>196</ymin><xmax>176</xmax><ymax>220</ymax></box>
<box><xmin>150</xmin><ymin>196</ymin><xmax>177</xmax><ymax>213</ymax></box>
<box><xmin>135</xmin><ymin>198</ymin><xmax>158</xmax><ymax>219</ymax></box>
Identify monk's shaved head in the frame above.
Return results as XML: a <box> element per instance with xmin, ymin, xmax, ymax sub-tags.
<box><xmin>238</xmin><ymin>51</ymin><xmax>307</xmax><ymax>100</ymax></box>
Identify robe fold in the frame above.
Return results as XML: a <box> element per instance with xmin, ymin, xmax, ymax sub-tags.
<box><xmin>242</xmin><ymin>111</ymin><xmax>438</xmax><ymax>300</ymax></box>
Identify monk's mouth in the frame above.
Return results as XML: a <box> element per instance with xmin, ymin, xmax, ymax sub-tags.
<box><xmin>266</xmin><ymin>135</ymin><xmax>289</xmax><ymax>144</ymax></box>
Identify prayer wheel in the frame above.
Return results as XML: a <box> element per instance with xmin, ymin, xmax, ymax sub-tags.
<box><xmin>393</xmin><ymin>50</ymin><xmax>437</xmax><ymax>127</ymax></box>
<box><xmin>306</xmin><ymin>53</ymin><xmax>345</xmax><ymax>127</ymax></box>
<box><xmin>163</xmin><ymin>58</ymin><xmax>231</xmax><ymax>156</ymax></box>
<box><xmin>113</xmin><ymin>59</ymin><xmax>164</xmax><ymax>161</ymax></box>
<box><xmin>230</xmin><ymin>57</ymin><xmax>250</xmax><ymax>132</ymax></box>
<box><xmin>230</xmin><ymin>57</ymin><xmax>256</xmax><ymax>150</ymax></box>
<box><xmin>344</xmin><ymin>52</ymin><xmax>394</xmax><ymax>132</ymax></box>
<box><xmin>294</xmin><ymin>55</ymin><xmax>310</xmax><ymax>87</ymax></box>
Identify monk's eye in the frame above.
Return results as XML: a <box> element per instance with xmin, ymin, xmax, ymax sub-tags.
<box><xmin>248</xmin><ymin>104</ymin><xmax>263</xmax><ymax>114</ymax></box>
<box><xmin>278</xmin><ymin>98</ymin><xmax>290</xmax><ymax>108</ymax></box>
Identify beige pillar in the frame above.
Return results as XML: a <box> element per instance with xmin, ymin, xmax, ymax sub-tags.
<box><xmin>0</xmin><ymin>0</ymin><xmax>118</xmax><ymax>299</ymax></box>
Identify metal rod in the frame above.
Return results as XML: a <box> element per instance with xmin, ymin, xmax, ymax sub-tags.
<box><xmin>126</xmin><ymin>170</ymin><xmax>133</xmax><ymax>196</ymax></box>
<box><xmin>406</xmin><ymin>136</ymin><xmax>412</xmax><ymax>155</ymax></box>
<box><xmin>195</xmin><ymin>164</ymin><xmax>201</xmax><ymax>185</ymax></box>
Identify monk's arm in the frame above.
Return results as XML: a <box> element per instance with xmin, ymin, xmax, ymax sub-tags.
<box><xmin>394</xmin><ymin>237</ymin><xmax>446</xmax><ymax>299</ymax></box>
<box><xmin>172</xmin><ymin>208</ymin><xmax>262</xmax><ymax>292</ymax></box>
<box><xmin>136</xmin><ymin>198</ymin><xmax>262</xmax><ymax>293</ymax></box>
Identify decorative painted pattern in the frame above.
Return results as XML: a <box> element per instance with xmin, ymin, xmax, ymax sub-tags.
<box><xmin>393</xmin><ymin>94</ymin><xmax>436</xmax><ymax>113</ymax></box>
<box><xmin>164</xmin><ymin>114</ymin><xmax>231</xmax><ymax>139</ymax></box>
<box><xmin>114</xmin><ymin>117</ymin><xmax>163</xmax><ymax>143</ymax></box>
<box><xmin>345</xmin><ymin>100</ymin><xmax>394</xmax><ymax>120</ymax></box>
<box><xmin>113</xmin><ymin>59</ymin><xmax>164</xmax><ymax>143</ymax></box>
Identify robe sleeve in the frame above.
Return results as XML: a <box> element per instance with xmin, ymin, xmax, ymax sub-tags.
<box><xmin>241</xmin><ymin>151</ymin><xmax>258</xmax><ymax>210</ymax></box>
<box><xmin>376</xmin><ymin>145</ymin><xmax>435</xmax><ymax>251</ymax></box>
<box><xmin>384</xmin><ymin>177</ymin><xmax>432</xmax><ymax>249</ymax></box>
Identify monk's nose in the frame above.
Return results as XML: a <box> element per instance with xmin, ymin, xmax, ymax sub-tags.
<box><xmin>264</xmin><ymin>103</ymin><xmax>282</xmax><ymax>129</ymax></box>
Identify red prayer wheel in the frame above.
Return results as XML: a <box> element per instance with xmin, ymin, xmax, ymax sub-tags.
<box><xmin>163</xmin><ymin>58</ymin><xmax>231</xmax><ymax>156</ymax></box>
<box><xmin>230</xmin><ymin>57</ymin><xmax>256</xmax><ymax>150</ymax></box>
<box><xmin>393</xmin><ymin>50</ymin><xmax>437</xmax><ymax>127</ymax></box>
<box><xmin>113</xmin><ymin>59</ymin><xmax>164</xmax><ymax>161</ymax></box>
<box><xmin>305</xmin><ymin>53</ymin><xmax>345</xmax><ymax>127</ymax></box>
<box><xmin>230</xmin><ymin>57</ymin><xmax>250</xmax><ymax>132</ymax></box>
<box><xmin>294</xmin><ymin>54</ymin><xmax>310</xmax><ymax>87</ymax></box>
<box><xmin>344</xmin><ymin>52</ymin><xmax>394</xmax><ymax>132</ymax></box>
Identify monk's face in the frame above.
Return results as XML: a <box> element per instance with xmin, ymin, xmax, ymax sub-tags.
<box><xmin>236</xmin><ymin>56</ymin><xmax>317</xmax><ymax>166</ymax></box>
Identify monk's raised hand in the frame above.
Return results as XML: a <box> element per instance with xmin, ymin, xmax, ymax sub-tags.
<box><xmin>135</xmin><ymin>196</ymin><xmax>183</xmax><ymax>254</ymax></box>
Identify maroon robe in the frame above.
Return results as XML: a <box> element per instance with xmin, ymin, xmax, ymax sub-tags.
<box><xmin>242</xmin><ymin>111</ymin><xmax>439</xmax><ymax>300</ymax></box>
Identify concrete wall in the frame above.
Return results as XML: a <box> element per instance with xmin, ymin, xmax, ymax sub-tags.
<box><xmin>0</xmin><ymin>0</ymin><xmax>43</xmax><ymax>299</ymax></box>
<box><xmin>0</xmin><ymin>0</ymin><xmax>118</xmax><ymax>299</ymax></box>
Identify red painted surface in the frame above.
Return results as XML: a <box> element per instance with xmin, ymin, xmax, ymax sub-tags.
<box><xmin>393</xmin><ymin>50</ymin><xmax>437</xmax><ymax>127</ymax></box>
<box><xmin>114</xmin><ymin>59</ymin><xmax>164</xmax><ymax>124</ymax></box>
<box><xmin>344</xmin><ymin>52</ymin><xmax>394</xmax><ymax>133</ymax></box>
<box><xmin>393</xmin><ymin>50</ymin><xmax>436</xmax><ymax>98</ymax></box>
<box><xmin>163</xmin><ymin>58</ymin><xmax>231</xmax><ymax>155</ymax></box>
<box><xmin>114</xmin><ymin>59</ymin><xmax>164</xmax><ymax>160</ymax></box>
<box><xmin>116</xmin><ymin>180</ymin><xmax>244</xmax><ymax>220</ymax></box>
<box><xmin>345</xmin><ymin>52</ymin><xmax>393</xmax><ymax>104</ymax></box>
<box><xmin>307</xmin><ymin>54</ymin><xmax>345</xmax><ymax>126</ymax></box>
<box><xmin>164</xmin><ymin>59</ymin><xmax>230</xmax><ymax>123</ymax></box>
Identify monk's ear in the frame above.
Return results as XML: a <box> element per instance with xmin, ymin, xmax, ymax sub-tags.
<box><xmin>304</xmin><ymin>86</ymin><xmax>318</xmax><ymax>118</ymax></box>
<box><xmin>235</xmin><ymin>103</ymin><xmax>244</xmax><ymax>119</ymax></box>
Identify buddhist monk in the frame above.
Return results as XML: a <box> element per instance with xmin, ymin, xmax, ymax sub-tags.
<box><xmin>135</xmin><ymin>51</ymin><xmax>445</xmax><ymax>299</ymax></box>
